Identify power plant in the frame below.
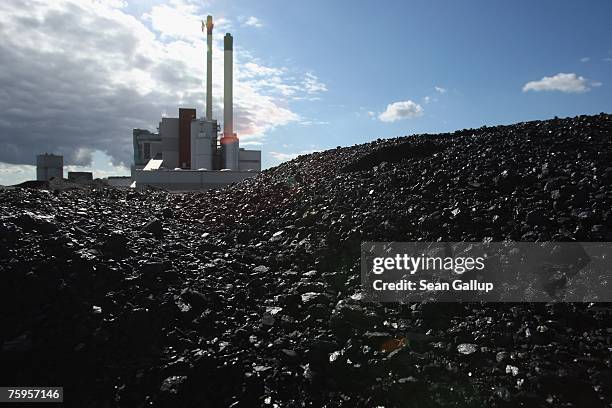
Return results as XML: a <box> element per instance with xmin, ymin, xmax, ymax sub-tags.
<box><xmin>131</xmin><ymin>15</ymin><xmax>261</xmax><ymax>190</ymax></box>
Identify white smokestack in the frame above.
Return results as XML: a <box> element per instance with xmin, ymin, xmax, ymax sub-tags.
<box><xmin>222</xmin><ymin>32</ymin><xmax>239</xmax><ymax>170</ymax></box>
<box><xmin>204</xmin><ymin>15</ymin><xmax>213</xmax><ymax>120</ymax></box>
<box><xmin>223</xmin><ymin>33</ymin><xmax>233</xmax><ymax>137</ymax></box>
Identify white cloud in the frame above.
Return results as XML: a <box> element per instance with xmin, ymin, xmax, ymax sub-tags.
<box><xmin>269</xmin><ymin>149</ymin><xmax>320</xmax><ymax>163</ymax></box>
<box><xmin>298</xmin><ymin>120</ymin><xmax>329</xmax><ymax>126</ymax></box>
<box><xmin>241</xmin><ymin>62</ymin><xmax>284</xmax><ymax>78</ymax></box>
<box><xmin>241</xmin><ymin>69</ymin><xmax>327</xmax><ymax>101</ymax></box>
<box><xmin>303</xmin><ymin>72</ymin><xmax>327</xmax><ymax>94</ymax></box>
<box><xmin>580</xmin><ymin>57</ymin><xmax>590</xmax><ymax>62</ymax></box>
<box><xmin>378</xmin><ymin>100</ymin><xmax>424</xmax><ymax>122</ymax></box>
<box><xmin>434</xmin><ymin>86</ymin><xmax>447</xmax><ymax>94</ymax></box>
<box><xmin>0</xmin><ymin>163</ymin><xmax>35</xmax><ymax>182</ymax></box>
<box><xmin>144</xmin><ymin>3</ymin><xmax>201</xmax><ymax>41</ymax></box>
<box><xmin>105</xmin><ymin>0</ymin><xmax>128</xmax><ymax>8</ymax></box>
<box><xmin>367</xmin><ymin>111</ymin><xmax>375</xmax><ymax>118</ymax></box>
<box><xmin>241</xmin><ymin>16</ymin><xmax>263</xmax><ymax>28</ymax></box>
<box><xmin>522</xmin><ymin>72</ymin><xmax>601</xmax><ymax>93</ymax></box>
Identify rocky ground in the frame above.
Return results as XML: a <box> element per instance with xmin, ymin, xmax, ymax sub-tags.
<box><xmin>1</xmin><ymin>113</ymin><xmax>611</xmax><ymax>407</ymax></box>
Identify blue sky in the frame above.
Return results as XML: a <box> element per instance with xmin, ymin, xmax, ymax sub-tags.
<box><xmin>0</xmin><ymin>0</ymin><xmax>610</xmax><ymax>185</ymax></box>
<box><xmin>247</xmin><ymin>0</ymin><xmax>611</xmax><ymax>148</ymax></box>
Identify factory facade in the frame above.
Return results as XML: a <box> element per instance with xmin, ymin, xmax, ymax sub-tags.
<box><xmin>131</xmin><ymin>16</ymin><xmax>261</xmax><ymax>191</ymax></box>
<box><xmin>133</xmin><ymin>129</ymin><xmax>162</xmax><ymax>168</ymax></box>
<box><xmin>36</xmin><ymin>153</ymin><xmax>63</xmax><ymax>181</ymax></box>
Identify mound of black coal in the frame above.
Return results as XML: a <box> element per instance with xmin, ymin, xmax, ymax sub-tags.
<box><xmin>1</xmin><ymin>114</ymin><xmax>611</xmax><ymax>407</ymax></box>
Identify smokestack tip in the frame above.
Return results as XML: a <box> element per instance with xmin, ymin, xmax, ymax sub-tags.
<box><xmin>224</xmin><ymin>33</ymin><xmax>233</xmax><ymax>51</ymax></box>
<box><xmin>205</xmin><ymin>15</ymin><xmax>213</xmax><ymax>33</ymax></box>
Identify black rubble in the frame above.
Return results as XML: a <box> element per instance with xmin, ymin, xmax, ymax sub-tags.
<box><xmin>1</xmin><ymin>114</ymin><xmax>611</xmax><ymax>407</ymax></box>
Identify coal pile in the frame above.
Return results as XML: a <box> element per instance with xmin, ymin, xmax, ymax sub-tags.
<box><xmin>1</xmin><ymin>113</ymin><xmax>611</xmax><ymax>407</ymax></box>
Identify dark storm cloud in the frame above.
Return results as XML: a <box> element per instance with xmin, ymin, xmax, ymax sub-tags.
<box><xmin>0</xmin><ymin>1</ymin><xmax>196</xmax><ymax>166</ymax></box>
<box><xmin>0</xmin><ymin>42</ymin><xmax>156</xmax><ymax>166</ymax></box>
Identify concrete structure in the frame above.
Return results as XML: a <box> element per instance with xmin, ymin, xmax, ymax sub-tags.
<box><xmin>221</xmin><ymin>136</ymin><xmax>239</xmax><ymax>170</ymax></box>
<box><xmin>67</xmin><ymin>171</ymin><xmax>93</xmax><ymax>182</ymax></box>
<box><xmin>36</xmin><ymin>153</ymin><xmax>63</xmax><ymax>181</ymax></box>
<box><xmin>179</xmin><ymin>108</ymin><xmax>196</xmax><ymax>169</ymax></box>
<box><xmin>160</xmin><ymin>118</ymin><xmax>179</xmax><ymax>169</ymax></box>
<box><xmin>221</xmin><ymin>33</ymin><xmax>240</xmax><ymax>170</ymax></box>
<box><xmin>223</xmin><ymin>33</ymin><xmax>234</xmax><ymax>139</ymax></box>
<box><xmin>191</xmin><ymin>118</ymin><xmax>217</xmax><ymax>170</ymax></box>
<box><xmin>239</xmin><ymin>149</ymin><xmax>261</xmax><ymax>172</ymax></box>
<box><xmin>130</xmin><ymin>16</ymin><xmax>260</xmax><ymax>190</ymax></box>
<box><xmin>204</xmin><ymin>15</ymin><xmax>214</xmax><ymax>121</ymax></box>
<box><xmin>134</xmin><ymin>168</ymin><xmax>256</xmax><ymax>191</ymax></box>
<box><xmin>133</xmin><ymin>129</ymin><xmax>161</xmax><ymax>168</ymax></box>
<box><xmin>105</xmin><ymin>176</ymin><xmax>133</xmax><ymax>187</ymax></box>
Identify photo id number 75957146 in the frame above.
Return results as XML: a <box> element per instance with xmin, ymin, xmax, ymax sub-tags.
<box><xmin>0</xmin><ymin>387</ymin><xmax>63</xmax><ymax>403</ymax></box>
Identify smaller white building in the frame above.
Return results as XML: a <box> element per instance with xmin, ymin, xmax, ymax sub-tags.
<box><xmin>36</xmin><ymin>153</ymin><xmax>63</xmax><ymax>181</ymax></box>
<box><xmin>191</xmin><ymin>118</ymin><xmax>217</xmax><ymax>170</ymax></box>
<box><xmin>133</xmin><ymin>167</ymin><xmax>257</xmax><ymax>191</ymax></box>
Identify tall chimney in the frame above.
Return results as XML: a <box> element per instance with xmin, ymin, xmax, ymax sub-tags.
<box><xmin>223</xmin><ymin>33</ymin><xmax>233</xmax><ymax>137</ymax></box>
<box><xmin>204</xmin><ymin>15</ymin><xmax>213</xmax><ymax>120</ymax></box>
<box><xmin>221</xmin><ymin>33</ymin><xmax>239</xmax><ymax>170</ymax></box>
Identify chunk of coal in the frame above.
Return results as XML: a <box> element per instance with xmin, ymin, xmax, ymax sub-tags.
<box><xmin>141</xmin><ymin>218</ymin><xmax>163</xmax><ymax>238</ymax></box>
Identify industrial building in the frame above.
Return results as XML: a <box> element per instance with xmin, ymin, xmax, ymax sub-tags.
<box><xmin>133</xmin><ymin>129</ymin><xmax>162</xmax><ymax>168</ymax></box>
<box><xmin>131</xmin><ymin>15</ymin><xmax>261</xmax><ymax>190</ymax></box>
<box><xmin>36</xmin><ymin>153</ymin><xmax>63</xmax><ymax>181</ymax></box>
